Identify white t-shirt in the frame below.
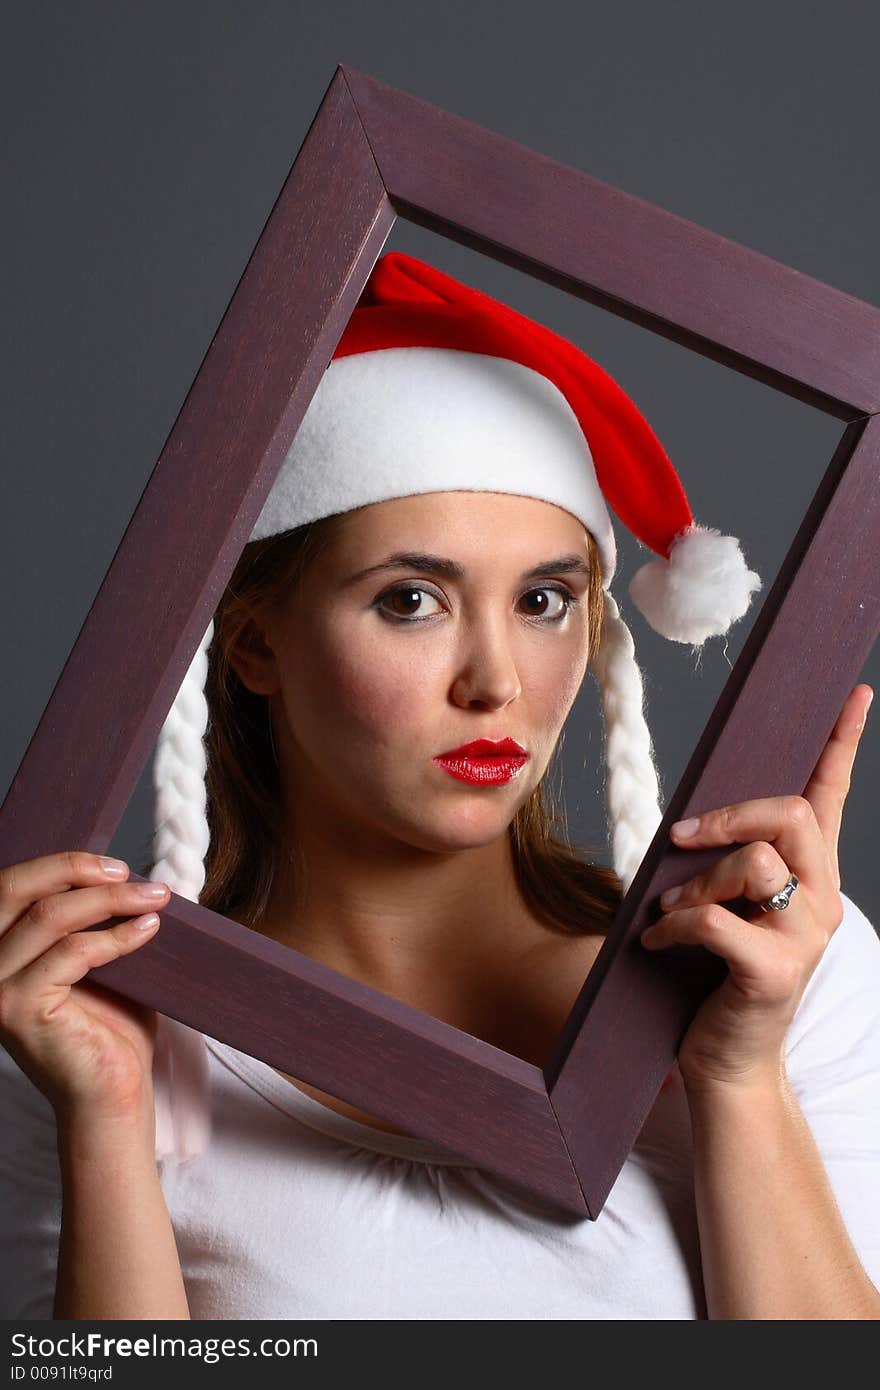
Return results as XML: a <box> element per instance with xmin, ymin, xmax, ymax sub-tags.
<box><xmin>2</xmin><ymin>891</ymin><xmax>879</xmax><ymax>1321</ymax></box>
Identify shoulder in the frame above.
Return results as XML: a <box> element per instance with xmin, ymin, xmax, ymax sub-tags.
<box><xmin>783</xmin><ymin>891</ymin><xmax>880</xmax><ymax>1291</ymax></box>
<box><xmin>785</xmin><ymin>889</ymin><xmax>880</xmax><ymax>1069</ymax></box>
<box><xmin>514</xmin><ymin>925</ymin><xmax>604</xmax><ymax>1013</ymax></box>
<box><xmin>527</xmin><ymin>894</ymin><xmax>880</xmax><ymax>1082</ymax></box>
<box><xmin>485</xmin><ymin>927</ymin><xmax>604</xmax><ymax>1065</ymax></box>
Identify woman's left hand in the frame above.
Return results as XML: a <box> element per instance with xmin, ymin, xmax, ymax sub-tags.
<box><xmin>641</xmin><ymin>683</ymin><xmax>874</xmax><ymax>1091</ymax></box>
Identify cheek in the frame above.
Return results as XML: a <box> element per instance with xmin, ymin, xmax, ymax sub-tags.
<box><xmin>526</xmin><ymin>643</ymin><xmax>587</xmax><ymax>729</ymax></box>
<box><xmin>294</xmin><ymin>626</ymin><xmax>424</xmax><ymax>748</ymax></box>
<box><xmin>282</xmin><ymin>613</ymin><xmax>588</xmax><ymax>756</ymax></box>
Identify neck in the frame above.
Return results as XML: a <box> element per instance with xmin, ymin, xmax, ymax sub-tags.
<box><xmin>247</xmin><ymin>793</ymin><xmax>544</xmax><ymax>1009</ymax></box>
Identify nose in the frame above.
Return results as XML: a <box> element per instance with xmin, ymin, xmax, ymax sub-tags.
<box><xmin>450</xmin><ymin>617</ymin><xmax>523</xmax><ymax>711</ymax></box>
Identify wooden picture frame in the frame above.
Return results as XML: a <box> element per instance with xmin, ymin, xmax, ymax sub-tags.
<box><xmin>2</xmin><ymin>64</ymin><xmax>879</xmax><ymax>1219</ymax></box>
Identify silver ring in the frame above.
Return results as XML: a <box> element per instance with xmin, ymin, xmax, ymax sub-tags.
<box><xmin>759</xmin><ymin>872</ymin><xmax>799</xmax><ymax>912</ymax></box>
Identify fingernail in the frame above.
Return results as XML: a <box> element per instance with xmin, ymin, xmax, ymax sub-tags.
<box><xmin>99</xmin><ymin>857</ymin><xmax>128</xmax><ymax>877</ymax></box>
<box><xmin>661</xmin><ymin>885</ymin><xmax>682</xmax><ymax>908</ymax></box>
<box><xmin>134</xmin><ymin>882</ymin><xmax>169</xmax><ymax>898</ymax></box>
<box><xmin>671</xmin><ymin>817</ymin><xmax>699</xmax><ymax>839</ymax></box>
<box><xmin>133</xmin><ymin>913</ymin><xmax>160</xmax><ymax>932</ymax></box>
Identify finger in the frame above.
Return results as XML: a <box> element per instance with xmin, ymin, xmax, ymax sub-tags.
<box><xmin>641</xmin><ymin>903</ymin><xmax>815</xmax><ymax>998</ymax></box>
<box><xmin>659</xmin><ymin>839</ymin><xmax>792</xmax><ymax>916</ymax></box>
<box><xmin>670</xmin><ymin>792</ymin><xmax>831</xmax><ymax>888</ymax></box>
<box><xmin>0</xmin><ymin>851</ymin><xmax>131</xmax><ymax>932</ymax></box>
<box><xmin>3</xmin><ymin>916</ymin><xmax>163</xmax><ymax>1034</ymax></box>
<box><xmin>0</xmin><ymin>880</ymin><xmax>170</xmax><ymax>981</ymax></box>
<box><xmin>801</xmin><ymin>684</ymin><xmax>873</xmax><ymax>880</ymax></box>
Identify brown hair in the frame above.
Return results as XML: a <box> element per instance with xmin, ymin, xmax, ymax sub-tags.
<box><xmin>143</xmin><ymin>513</ymin><xmax>623</xmax><ymax>939</ymax></box>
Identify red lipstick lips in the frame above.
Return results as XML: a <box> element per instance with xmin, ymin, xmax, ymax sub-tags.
<box><xmin>433</xmin><ymin>737</ymin><xmax>529</xmax><ymax>786</ymax></box>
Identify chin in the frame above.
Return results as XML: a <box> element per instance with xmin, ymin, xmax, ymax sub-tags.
<box><xmin>396</xmin><ymin>807</ymin><xmax>516</xmax><ymax>855</ymax></box>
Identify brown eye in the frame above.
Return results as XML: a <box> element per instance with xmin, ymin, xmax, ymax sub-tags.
<box><xmin>376</xmin><ymin>586</ymin><xmax>444</xmax><ymax>621</ymax></box>
<box><xmin>374</xmin><ymin>584</ymin><xmax>578</xmax><ymax>624</ymax></box>
<box><xmin>519</xmin><ymin>587</ymin><xmax>575</xmax><ymax>622</ymax></box>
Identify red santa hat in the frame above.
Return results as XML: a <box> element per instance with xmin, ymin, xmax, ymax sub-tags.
<box><xmin>147</xmin><ymin>251</ymin><xmax>762</xmax><ymax>1163</ymax></box>
<box><xmin>251</xmin><ymin>252</ymin><xmax>759</xmax><ymax>642</ymax></box>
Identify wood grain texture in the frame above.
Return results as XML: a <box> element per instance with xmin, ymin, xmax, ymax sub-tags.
<box><xmin>342</xmin><ymin>65</ymin><xmax>880</xmax><ymax>420</ymax></box>
<box><xmin>0</xmin><ymin>69</ymin><xmax>391</xmax><ymax>862</ymax></box>
<box><xmin>547</xmin><ymin>414</ymin><xmax>880</xmax><ymax>1213</ymax></box>
<box><xmin>1</xmin><ymin>62</ymin><xmax>878</xmax><ymax>1219</ymax></box>
<box><xmin>87</xmin><ymin>888</ymin><xmax>586</xmax><ymax>1213</ymax></box>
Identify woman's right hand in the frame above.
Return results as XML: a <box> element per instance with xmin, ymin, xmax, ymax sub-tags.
<box><xmin>0</xmin><ymin>850</ymin><xmax>171</xmax><ymax>1126</ymax></box>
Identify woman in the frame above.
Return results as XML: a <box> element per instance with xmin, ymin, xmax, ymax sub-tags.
<box><xmin>1</xmin><ymin>253</ymin><xmax>879</xmax><ymax>1320</ymax></box>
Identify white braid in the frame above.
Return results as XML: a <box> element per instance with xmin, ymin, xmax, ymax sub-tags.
<box><xmin>149</xmin><ymin>619</ymin><xmax>215</xmax><ymax>904</ymax></box>
<box><xmin>149</xmin><ymin>618</ymin><xmax>216</xmax><ymax>1166</ymax></box>
<box><xmin>592</xmin><ymin>590</ymin><xmax>665</xmax><ymax>893</ymax></box>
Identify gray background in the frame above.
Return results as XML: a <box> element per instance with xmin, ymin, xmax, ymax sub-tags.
<box><xmin>2</xmin><ymin>1</ymin><xmax>878</xmax><ymax>928</ymax></box>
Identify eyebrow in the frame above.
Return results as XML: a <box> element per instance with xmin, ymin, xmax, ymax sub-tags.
<box><xmin>345</xmin><ymin>551</ymin><xmax>593</xmax><ymax>586</ymax></box>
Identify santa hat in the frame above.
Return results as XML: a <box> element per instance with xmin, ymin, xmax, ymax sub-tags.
<box><xmin>147</xmin><ymin>251</ymin><xmax>762</xmax><ymax>1164</ymax></box>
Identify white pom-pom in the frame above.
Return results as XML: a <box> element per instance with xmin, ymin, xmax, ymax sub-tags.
<box><xmin>628</xmin><ymin>524</ymin><xmax>762</xmax><ymax>644</ymax></box>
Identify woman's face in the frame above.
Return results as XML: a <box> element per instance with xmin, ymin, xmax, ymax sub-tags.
<box><xmin>239</xmin><ymin>491</ymin><xmax>595</xmax><ymax>855</ymax></box>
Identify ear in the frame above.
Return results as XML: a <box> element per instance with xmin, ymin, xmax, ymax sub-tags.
<box><xmin>227</xmin><ymin>615</ymin><xmax>282</xmax><ymax>697</ymax></box>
